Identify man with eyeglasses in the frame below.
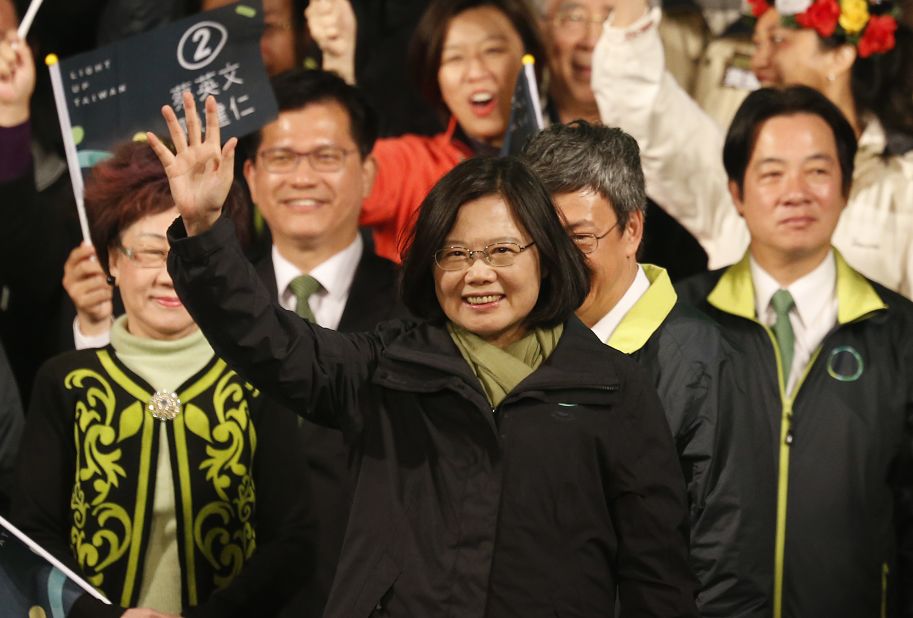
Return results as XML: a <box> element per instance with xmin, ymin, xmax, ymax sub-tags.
<box><xmin>237</xmin><ymin>68</ymin><xmax>407</xmax><ymax>618</ymax></box>
<box><xmin>530</xmin><ymin>0</ymin><xmax>709</xmax><ymax>281</ymax></box>
<box><xmin>523</xmin><ymin>120</ymin><xmax>763</xmax><ymax>616</ymax></box>
<box><xmin>533</xmin><ymin>0</ymin><xmax>711</xmax><ymax>126</ymax></box>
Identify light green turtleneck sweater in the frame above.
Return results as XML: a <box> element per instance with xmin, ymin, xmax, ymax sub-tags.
<box><xmin>109</xmin><ymin>316</ymin><xmax>213</xmax><ymax>613</ymax></box>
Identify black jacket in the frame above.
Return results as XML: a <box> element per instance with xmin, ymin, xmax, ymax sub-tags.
<box><xmin>12</xmin><ymin>347</ymin><xmax>312</xmax><ymax>618</ymax></box>
<box><xmin>168</xmin><ymin>217</ymin><xmax>699</xmax><ymax>617</ymax></box>
<box><xmin>677</xmin><ymin>252</ymin><xmax>913</xmax><ymax>618</ymax></box>
<box><xmin>608</xmin><ymin>265</ymin><xmax>764</xmax><ymax>616</ymax></box>
<box><xmin>255</xmin><ymin>246</ymin><xmax>409</xmax><ymax>618</ymax></box>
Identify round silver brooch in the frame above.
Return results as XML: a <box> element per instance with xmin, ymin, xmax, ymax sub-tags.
<box><xmin>148</xmin><ymin>390</ymin><xmax>182</xmax><ymax>421</ymax></box>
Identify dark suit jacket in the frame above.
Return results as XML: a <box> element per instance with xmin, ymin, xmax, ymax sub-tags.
<box><xmin>255</xmin><ymin>245</ymin><xmax>408</xmax><ymax>618</ymax></box>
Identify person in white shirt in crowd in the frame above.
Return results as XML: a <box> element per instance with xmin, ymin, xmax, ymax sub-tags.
<box><xmin>523</xmin><ymin>120</ymin><xmax>761</xmax><ymax>615</ymax></box>
<box><xmin>675</xmin><ymin>84</ymin><xmax>913</xmax><ymax>618</ymax></box>
<box><xmin>591</xmin><ymin>0</ymin><xmax>913</xmax><ymax>300</ymax></box>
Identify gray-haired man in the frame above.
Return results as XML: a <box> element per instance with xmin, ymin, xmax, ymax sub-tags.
<box><xmin>524</xmin><ymin>120</ymin><xmax>763</xmax><ymax>616</ymax></box>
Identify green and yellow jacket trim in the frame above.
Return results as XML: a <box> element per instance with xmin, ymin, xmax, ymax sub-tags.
<box><xmin>706</xmin><ymin>249</ymin><xmax>887</xmax><ymax>618</ymax></box>
<box><xmin>607</xmin><ymin>264</ymin><xmax>677</xmax><ymax>354</ymax></box>
<box><xmin>65</xmin><ymin>348</ymin><xmax>262</xmax><ymax>608</ymax></box>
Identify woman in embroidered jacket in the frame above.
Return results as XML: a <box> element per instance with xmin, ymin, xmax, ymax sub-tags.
<box><xmin>148</xmin><ymin>93</ymin><xmax>700</xmax><ymax>617</ymax></box>
<box><xmin>11</xmin><ymin>142</ymin><xmax>312</xmax><ymax>618</ymax></box>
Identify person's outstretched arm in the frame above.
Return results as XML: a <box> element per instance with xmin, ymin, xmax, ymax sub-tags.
<box><xmin>150</xmin><ymin>94</ymin><xmax>385</xmax><ymax>435</ymax></box>
<box><xmin>591</xmin><ymin>0</ymin><xmax>748</xmax><ymax>268</ymax></box>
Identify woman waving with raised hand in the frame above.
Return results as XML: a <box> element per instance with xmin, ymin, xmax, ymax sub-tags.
<box><xmin>12</xmin><ymin>138</ymin><xmax>311</xmax><ymax>618</ymax></box>
<box><xmin>148</xmin><ymin>92</ymin><xmax>700</xmax><ymax>618</ymax></box>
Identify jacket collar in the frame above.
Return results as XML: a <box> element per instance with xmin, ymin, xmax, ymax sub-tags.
<box><xmin>607</xmin><ymin>264</ymin><xmax>677</xmax><ymax>354</ymax></box>
<box><xmin>378</xmin><ymin>317</ymin><xmax>621</xmax><ymax>396</ymax></box>
<box><xmin>707</xmin><ymin>249</ymin><xmax>886</xmax><ymax>324</ymax></box>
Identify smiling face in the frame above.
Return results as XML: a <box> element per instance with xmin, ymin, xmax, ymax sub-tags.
<box><xmin>732</xmin><ymin>113</ymin><xmax>846</xmax><ymax>267</ymax></box>
<box><xmin>542</xmin><ymin>0</ymin><xmax>609</xmax><ymax>120</ymax></box>
<box><xmin>109</xmin><ymin>207</ymin><xmax>197</xmax><ymax>341</ymax></box>
<box><xmin>434</xmin><ymin>194</ymin><xmax>541</xmax><ymax>348</ymax></box>
<box><xmin>437</xmin><ymin>5</ymin><xmax>525</xmax><ymax>147</ymax></box>
<box><xmin>244</xmin><ymin>101</ymin><xmax>375</xmax><ymax>257</ymax></box>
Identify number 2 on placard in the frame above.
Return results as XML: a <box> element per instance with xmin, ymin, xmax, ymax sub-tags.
<box><xmin>192</xmin><ymin>28</ymin><xmax>213</xmax><ymax>62</ymax></box>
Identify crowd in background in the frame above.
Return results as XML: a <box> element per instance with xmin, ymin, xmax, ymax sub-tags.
<box><xmin>0</xmin><ymin>0</ymin><xmax>912</xmax><ymax>616</ymax></box>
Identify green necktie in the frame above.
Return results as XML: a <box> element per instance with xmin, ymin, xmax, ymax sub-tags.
<box><xmin>770</xmin><ymin>289</ymin><xmax>796</xmax><ymax>383</ymax></box>
<box><xmin>288</xmin><ymin>274</ymin><xmax>321</xmax><ymax>322</ymax></box>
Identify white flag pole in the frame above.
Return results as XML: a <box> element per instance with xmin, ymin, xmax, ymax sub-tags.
<box><xmin>522</xmin><ymin>54</ymin><xmax>544</xmax><ymax>131</ymax></box>
<box><xmin>45</xmin><ymin>53</ymin><xmax>92</xmax><ymax>244</ymax></box>
<box><xmin>16</xmin><ymin>0</ymin><xmax>44</xmax><ymax>39</ymax></box>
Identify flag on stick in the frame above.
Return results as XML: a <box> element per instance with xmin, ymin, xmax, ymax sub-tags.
<box><xmin>16</xmin><ymin>0</ymin><xmax>43</xmax><ymax>39</ymax></box>
<box><xmin>44</xmin><ymin>0</ymin><xmax>278</xmax><ymax>243</ymax></box>
<box><xmin>0</xmin><ymin>515</ymin><xmax>110</xmax><ymax>618</ymax></box>
<box><xmin>500</xmin><ymin>54</ymin><xmax>544</xmax><ymax>157</ymax></box>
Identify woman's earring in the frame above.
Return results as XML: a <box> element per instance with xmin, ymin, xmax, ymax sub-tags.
<box><xmin>106</xmin><ymin>274</ymin><xmax>116</xmax><ymax>286</ymax></box>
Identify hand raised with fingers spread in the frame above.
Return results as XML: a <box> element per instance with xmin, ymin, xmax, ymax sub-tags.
<box><xmin>147</xmin><ymin>92</ymin><xmax>237</xmax><ymax>236</ymax></box>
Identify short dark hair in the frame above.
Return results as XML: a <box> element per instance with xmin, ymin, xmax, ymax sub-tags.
<box><xmin>86</xmin><ymin>141</ymin><xmax>250</xmax><ymax>276</ymax></box>
<box><xmin>409</xmin><ymin>0</ymin><xmax>546</xmax><ymax>113</ymax></box>
<box><xmin>400</xmin><ymin>155</ymin><xmax>590</xmax><ymax>329</ymax></box>
<box><xmin>240</xmin><ymin>68</ymin><xmax>379</xmax><ymax>159</ymax></box>
<box><xmin>724</xmin><ymin>85</ymin><xmax>858</xmax><ymax>198</ymax></box>
<box><xmin>522</xmin><ymin>120</ymin><xmax>647</xmax><ymax>231</ymax></box>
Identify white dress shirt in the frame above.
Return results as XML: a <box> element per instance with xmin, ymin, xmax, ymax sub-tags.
<box><xmin>750</xmin><ymin>252</ymin><xmax>838</xmax><ymax>394</ymax></box>
<box><xmin>274</xmin><ymin>235</ymin><xmax>363</xmax><ymax>330</ymax></box>
<box><xmin>590</xmin><ymin>265</ymin><xmax>650</xmax><ymax>343</ymax></box>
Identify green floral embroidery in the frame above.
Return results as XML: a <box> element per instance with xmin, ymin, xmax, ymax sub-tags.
<box><xmin>187</xmin><ymin>371</ymin><xmax>260</xmax><ymax>588</ymax></box>
<box><xmin>65</xmin><ymin>369</ymin><xmax>134</xmax><ymax>586</ymax></box>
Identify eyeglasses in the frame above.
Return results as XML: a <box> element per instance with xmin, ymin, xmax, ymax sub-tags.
<box><xmin>551</xmin><ymin>7</ymin><xmax>609</xmax><ymax>35</ymax></box>
<box><xmin>119</xmin><ymin>245</ymin><xmax>168</xmax><ymax>269</ymax></box>
<box><xmin>434</xmin><ymin>241</ymin><xmax>536</xmax><ymax>271</ymax></box>
<box><xmin>569</xmin><ymin>221</ymin><xmax>620</xmax><ymax>254</ymax></box>
<box><xmin>258</xmin><ymin>146</ymin><xmax>355</xmax><ymax>174</ymax></box>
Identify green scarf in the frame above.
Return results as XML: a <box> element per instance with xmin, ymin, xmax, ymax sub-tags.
<box><xmin>448</xmin><ymin>322</ymin><xmax>564</xmax><ymax>408</ymax></box>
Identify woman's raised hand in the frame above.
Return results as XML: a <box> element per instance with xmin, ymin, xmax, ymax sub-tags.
<box><xmin>147</xmin><ymin>92</ymin><xmax>236</xmax><ymax>236</ymax></box>
<box><xmin>305</xmin><ymin>0</ymin><xmax>356</xmax><ymax>84</ymax></box>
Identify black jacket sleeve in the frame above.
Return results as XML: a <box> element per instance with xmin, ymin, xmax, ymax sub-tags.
<box><xmin>167</xmin><ymin>216</ymin><xmax>382</xmax><ymax>437</ymax></box>
<box><xmin>607</xmin><ymin>362</ymin><xmax>700</xmax><ymax>617</ymax></box>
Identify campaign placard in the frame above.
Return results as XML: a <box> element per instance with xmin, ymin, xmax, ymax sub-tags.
<box><xmin>55</xmin><ymin>0</ymin><xmax>277</xmax><ymax>168</ymax></box>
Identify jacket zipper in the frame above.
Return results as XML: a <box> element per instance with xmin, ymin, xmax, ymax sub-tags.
<box><xmin>881</xmin><ymin>562</ymin><xmax>889</xmax><ymax>618</ymax></box>
<box><xmin>760</xmin><ymin>324</ymin><xmax>820</xmax><ymax>618</ymax></box>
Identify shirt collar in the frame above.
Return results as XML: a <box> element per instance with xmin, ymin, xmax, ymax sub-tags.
<box><xmin>750</xmin><ymin>250</ymin><xmax>836</xmax><ymax>327</ymax></box>
<box><xmin>590</xmin><ymin>265</ymin><xmax>650</xmax><ymax>344</ymax></box>
<box><xmin>274</xmin><ymin>235</ymin><xmax>363</xmax><ymax>303</ymax></box>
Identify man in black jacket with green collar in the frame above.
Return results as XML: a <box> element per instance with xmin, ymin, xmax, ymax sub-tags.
<box><xmin>524</xmin><ymin>121</ymin><xmax>761</xmax><ymax>617</ymax></box>
<box><xmin>675</xmin><ymin>86</ymin><xmax>913</xmax><ymax>617</ymax></box>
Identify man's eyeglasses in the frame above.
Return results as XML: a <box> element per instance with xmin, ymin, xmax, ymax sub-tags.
<box><xmin>551</xmin><ymin>7</ymin><xmax>609</xmax><ymax>35</ymax></box>
<box><xmin>119</xmin><ymin>245</ymin><xmax>168</xmax><ymax>269</ymax></box>
<box><xmin>258</xmin><ymin>146</ymin><xmax>354</xmax><ymax>174</ymax></box>
<box><xmin>570</xmin><ymin>221</ymin><xmax>620</xmax><ymax>254</ymax></box>
<box><xmin>434</xmin><ymin>241</ymin><xmax>536</xmax><ymax>271</ymax></box>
